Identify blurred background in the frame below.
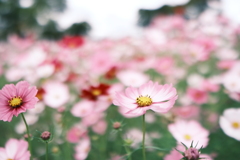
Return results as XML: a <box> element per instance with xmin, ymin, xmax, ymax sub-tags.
<box><xmin>0</xmin><ymin>0</ymin><xmax>239</xmax><ymax>40</ymax></box>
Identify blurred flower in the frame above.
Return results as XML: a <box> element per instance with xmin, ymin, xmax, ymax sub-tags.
<box><xmin>88</xmin><ymin>52</ymin><xmax>115</xmax><ymax>76</ymax></box>
<box><xmin>0</xmin><ymin>81</ymin><xmax>38</xmax><ymax>122</ymax></box>
<box><xmin>71</xmin><ymin>100</ymin><xmax>95</xmax><ymax>118</ymax></box>
<box><xmin>124</xmin><ymin>128</ymin><xmax>151</xmax><ymax>148</ymax></box>
<box><xmin>74</xmin><ymin>137</ymin><xmax>91</xmax><ymax>160</ymax></box>
<box><xmin>82</xmin><ymin>112</ymin><xmax>105</xmax><ymax>127</ymax></box>
<box><xmin>59</xmin><ymin>35</ymin><xmax>84</xmax><ymax>49</ymax></box>
<box><xmin>116</xmin><ymin>70</ymin><xmax>149</xmax><ymax>87</ymax></box>
<box><xmin>92</xmin><ymin>119</ymin><xmax>107</xmax><ymax>135</ymax></box>
<box><xmin>154</xmin><ymin>57</ymin><xmax>174</xmax><ymax>75</ymax></box>
<box><xmin>187</xmin><ymin>88</ymin><xmax>208</xmax><ymax>104</ymax></box>
<box><xmin>201</xmin><ymin>79</ymin><xmax>220</xmax><ymax>92</ymax></box>
<box><xmin>0</xmin><ymin>138</ymin><xmax>30</xmax><ymax>160</ymax></box>
<box><xmin>164</xmin><ymin>147</ymin><xmax>183</xmax><ymax>160</ymax></box>
<box><xmin>81</xmin><ymin>83</ymin><xmax>110</xmax><ymax>101</ymax></box>
<box><xmin>168</xmin><ymin>120</ymin><xmax>209</xmax><ymax>148</ymax></box>
<box><xmin>8</xmin><ymin>34</ymin><xmax>34</xmax><ymax>50</ymax></box>
<box><xmin>43</xmin><ymin>81</ymin><xmax>70</xmax><ymax>108</ymax></box>
<box><xmin>217</xmin><ymin>60</ymin><xmax>236</xmax><ymax>70</ymax></box>
<box><xmin>66</xmin><ymin>125</ymin><xmax>88</xmax><ymax>143</ymax></box>
<box><xmin>171</xmin><ymin>106</ymin><xmax>200</xmax><ymax>119</ymax></box>
<box><xmin>104</xmin><ymin>66</ymin><xmax>118</xmax><ymax>79</ymax></box>
<box><xmin>145</xmin><ymin>112</ymin><xmax>156</xmax><ymax>123</ymax></box>
<box><xmin>113</xmin><ymin>81</ymin><xmax>177</xmax><ymax>117</ymax></box>
<box><xmin>71</xmin><ymin>98</ymin><xmax>111</xmax><ymax>118</ymax></box>
<box><xmin>219</xmin><ymin>108</ymin><xmax>240</xmax><ymax>141</ymax></box>
<box><xmin>35</xmin><ymin>88</ymin><xmax>46</xmax><ymax>101</ymax></box>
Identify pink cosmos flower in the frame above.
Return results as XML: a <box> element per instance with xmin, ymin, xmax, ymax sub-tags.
<box><xmin>172</xmin><ymin>105</ymin><xmax>200</xmax><ymax>119</ymax></box>
<box><xmin>201</xmin><ymin>79</ymin><xmax>220</xmax><ymax>92</ymax></box>
<box><xmin>154</xmin><ymin>57</ymin><xmax>174</xmax><ymax>75</ymax></box>
<box><xmin>92</xmin><ymin>119</ymin><xmax>107</xmax><ymax>135</ymax></box>
<box><xmin>168</xmin><ymin>120</ymin><xmax>209</xmax><ymax>148</ymax></box>
<box><xmin>187</xmin><ymin>88</ymin><xmax>208</xmax><ymax>104</ymax></box>
<box><xmin>113</xmin><ymin>81</ymin><xmax>177</xmax><ymax>117</ymax></box>
<box><xmin>0</xmin><ymin>81</ymin><xmax>38</xmax><ymax>122</ymax></box>
<box><xmin>164</xmin><ymin>145</ymin><xmax>185</xmax><ymax>160</ymax></box>
<box><xmin>74</xmin><ymin>138</ymin><xmax>91</xmax><ymax>160</ymax></box>
<box><xmin>66</xmin><ymin>125</ymin><xmax>88</xmax><ymax>143</ymax></box>
<box><xmin>116</xmin><ymin>70</ymin><xmax>149</xmax><ymax>87</ymax></box>
<box><xmin>0</xmin><ymin>138</ymin><xmax>30</xmax><ymax>160</ymax></box>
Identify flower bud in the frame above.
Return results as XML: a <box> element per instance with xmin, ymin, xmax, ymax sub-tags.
<box><xmin>24</xmin><ymin>134</ymin><xmax>32</xmax><ymax>140</ymax></box>
<box><xmin>184</xmin><ymin>148</ymin><xmax>200</xmax><ymax>160</ymax></box>
<box><xmin>41</xmin><ymin>131</ymin><xmax>51</xmax><ymax>140</ymax></box>
<box><xmin>113</xmin><ymin>122</ymin><xmax>121</xmax><ymax>129</ymax></box>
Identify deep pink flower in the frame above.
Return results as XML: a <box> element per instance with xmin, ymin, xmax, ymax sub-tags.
<box><xmin>113</xmin><ymin>81</ymin><xmax>177</xmax><ymax>117</ymax></box>
<box><xmin>0</xmin><ymin>81</ymin><xmax>38</xmax><ymax>122</ymax></box>
<box><xmin>0</xmin><ymin>138</ymin><xmax>30</xmax><ymax>160</ymax></box>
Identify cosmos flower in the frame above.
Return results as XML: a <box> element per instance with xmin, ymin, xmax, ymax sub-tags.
<box><xmin>0</xmin><ymin>138</ymin><xmax>30</xmax><ymax>160</ymax></box>
<box><xmin>43</xmin><ymin>81</ymin><xmax>69</xmax><ymax>108</ymax></box>
<box><xmin>59</xmin><ymin>35</ymin><xmax>84</xmax><ymax>49</ymax></box>
<box><xmin>66</xmin><ymin>125</ymin><xmax>88</xmax><ymax>143</ymax></box>
<box><xmin>74</xmin><ymin>138</ymin><xmax>91</xmax><ymax>160</ymax></box>
<box><xmin>81</xmin><ymin>83</ymin><xmax>110</xmax><ymax>101</ymax></box>
<box><xmin>116</xmin><ymin>70</ymin><xmax>149</xmax><ymax>87</ymax></box>
<box><xmin>219</xmin><ymin>108</ymin><xmax>240</xmax><ymax>141</ymax></box>
<box><xmin>0</xmin><ymin>81</ymin><xmax>38</xmax><ymax>122</ymax></box>
<box><xmin>168</xmin><ymin>120</ymin><xmax>209</xmax><ymax>148</ymax></box>
<box><xmin>113</xmin><ymin>81</ymin><xmax>177</xmax><ymax>117</ymax></box>
<box><xmin>187</xmin><ymin>88</ymin><xmax>208</xmax><ymax>104</ymax></box>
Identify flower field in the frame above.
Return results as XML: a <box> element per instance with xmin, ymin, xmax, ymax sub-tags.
<box><xmin>0</xmin><ymin>9</ymin><xmax>240</xmax><ymax>160</ymax></box>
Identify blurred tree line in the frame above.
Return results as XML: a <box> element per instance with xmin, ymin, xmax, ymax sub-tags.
<box><xmin>0</xmin><ymin>0</ymin><xmax>208</xmax><ymax>41</ymax></box>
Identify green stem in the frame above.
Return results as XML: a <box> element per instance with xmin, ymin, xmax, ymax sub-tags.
<box><xmin>21</xmin><ymin>113</ymin><xmax>33</xmax><ymax>160</ymax></box>
<box><xmin>45</xmin><ymin>142</ymin><xmax>49</xmax><ymax>160</ymax></box>
<box><xmin>142</xmin><ymin>114</ymin><xmax>146</xmax><ymax>160</ymax></box>
<box><xmin>124</xmin><ymin>145</ymin><xmax>132</xmax><ymax>160</ymax></box>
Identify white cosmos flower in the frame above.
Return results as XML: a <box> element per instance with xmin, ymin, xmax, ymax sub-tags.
<box><xmin>219</xmin><ymin>108</ymin><xmax>240</xmax><ymax>141</ymax></box>
<box><xmin>43</xmin><ymin>81</ymin><xmax>70</xmax><ymax>108</ymax></box>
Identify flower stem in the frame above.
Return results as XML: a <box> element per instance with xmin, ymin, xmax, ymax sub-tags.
<box><xmin>45</xmin><ymin>142</ymin><xmax>49</xmax><ymax>160</ymax></box>
<box><xmin>124</xmin><ymin>145</ymin><xmax>132</xmax><ymax>160</ymax></box>
<box><xmin>21</xmin><ymin>113</ymin><xmax>33</xmax><ymax>160</ymax></box>
<box><xmin>142</xmin><ymin>114</ymin><xmax>146</xmax><ymax>160</ymax></box>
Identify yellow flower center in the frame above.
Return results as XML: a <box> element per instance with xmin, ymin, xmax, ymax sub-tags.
<box><xmin>184</xmin><ymin>134</ymin><xmax>192</xmax><ymax>140</ymax></box>
<box><xmin>136</xmin><ymin>96</ymin><xmax>152</xmax><ymax>107</ymax></box>
<box><xmin>8</xmin><ymin>96</ymin><xmax>22</xmax><ymax>108</ymax></box>
<box><xmin>232</xmin><ymin>122</ymin><xmax>240</xmax><ymax>129</ymax></box>
<box><xmin>7</xmin><ymin>159</ymin><xmax>13</xmax><ymax>160</ymax></box>
<box><xmin>92</xmin><ymin>89</ymin><xmax>101</xmax><ymax>96</ymax></box>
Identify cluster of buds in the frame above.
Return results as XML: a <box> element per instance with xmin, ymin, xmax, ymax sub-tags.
<box><xmin>176</xmin><ymin>141</ymin><xmax>204</xmax><ymax>160</ymax></box>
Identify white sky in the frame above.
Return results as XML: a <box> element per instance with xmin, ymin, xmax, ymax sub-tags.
<box><xmin>29</xmin><ymin>0</ymin><xmax>240</xmax><ymax>39</ymax></box>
